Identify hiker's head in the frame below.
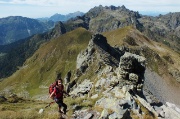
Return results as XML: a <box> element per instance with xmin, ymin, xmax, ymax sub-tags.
<box><xmin>57</xmin><ymin>78</ymin><xmax>62</xmax><ymax>85</ymax></box>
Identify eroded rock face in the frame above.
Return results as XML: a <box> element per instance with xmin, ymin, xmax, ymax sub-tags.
<box><xmin>70</xmin><ymin>79</ymin><xmax>93</xmax><ymax>97</ymax></box>
<box><xmin>76</xmin><ymin>34</ymin><xmax>123</xmax><ymax>77</ymax></box>
<box><xmin>117</xmin><ymin>52</ymin><xmax>146</xmax><ymax>92</ymax></box>
<box><xmin>70</xmin><ymin>34</ymin><xmax>180</xmax><ymax>119</ymax></box>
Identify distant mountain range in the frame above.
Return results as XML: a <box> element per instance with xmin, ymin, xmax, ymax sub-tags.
<box><xmin>0</xmin><ymin>11</ymin><xmax>84</xmax><ymax>45</ymax></box>
<box><xmin>139</xmin><ymin>11</ymin><xmax>168</xmax><ymax>16</ymax></box>
<box><xmin>37</xmin><ymin>11</ymin><xmax>84</xmax><ymax>22</ymax></box>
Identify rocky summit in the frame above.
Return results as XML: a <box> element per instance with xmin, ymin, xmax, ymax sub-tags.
<box><xmin>65</xmin><ymin>5</ymin><xmax>180</xmax><ymax>52</ymax></box>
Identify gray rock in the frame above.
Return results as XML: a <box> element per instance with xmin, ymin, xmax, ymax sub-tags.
<box><xmin>168</xmin><ymin>68</ymin><xmax>180</xmax><ymax>83</ymax></box>
<box><xmin>0</xmin><ymin>95</ymin><xmax>7</xmax><ymax>102</ymax></box>
<box><xmin>84</xmin><ymin>113</ymin><xmax>94</xmax><ymax>119</ymax></box>
<box><xmin>159</xmin><ymin>111</ymin><xmax>165</xmax><ymax>118</ymax></box>
<box><xmin>99</xmin><ymin>109</ymin><xmax>109</xmax><ymax>119</ymax></box>
<box><xmin>119</xmin><ymin>52</ymin><xmax>146</xmax><ymax>73</ymax></box>
<box><xmin>70</xmin><ymin>79</ymin><xmax>93</xmax><ymax>97</ymax></box>
<box><xmin>64</xmin><ymin>71</ymin><xmax>71</xmax><ymax>84</ymax></box>
<box><xmin>91</xmin><ymin>94</ymin><xmax>98</xmax><ymax>99</ymax></box>
<box><xmin>66</xmin><ymin>80</ymin><xmax>76</xmax><ymax>93</ymax></box>
<box><xmin>129</xmin><ymin>73</ymin><xmax>139</xmax><ymax>83</ymax></box>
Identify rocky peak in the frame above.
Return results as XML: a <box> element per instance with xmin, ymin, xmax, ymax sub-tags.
<box><xmin>76</xmin><ymin>34</ymin><xmax>123</xmax><ymax>76</ymax></box>
<box><xmin>47</xmin><ymin>21</ymin><xmax>66</xmax><ymax>38</ymax></box>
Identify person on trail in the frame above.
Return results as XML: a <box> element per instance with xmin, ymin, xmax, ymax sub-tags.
<box><xmin>49</xmin><ymin>78</ymin><xmax>69</xmax><ymax>114</ymax></box>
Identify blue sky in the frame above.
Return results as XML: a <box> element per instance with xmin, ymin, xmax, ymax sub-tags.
<box><xmin>0</xmin><ymin>0</ymin><xmax>180</xmax><ymax>18</ymax></box>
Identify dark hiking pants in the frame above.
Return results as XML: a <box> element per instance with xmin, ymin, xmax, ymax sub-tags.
<box><xmin>54</xmin><ymin>98</ymin><xmax>67</xmax><ymax>114</ymax></box>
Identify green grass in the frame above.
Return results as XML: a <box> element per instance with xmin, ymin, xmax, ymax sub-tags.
<box><xmin>103</xmin><ymin>26</ymin><xmax>133</xmax><ymax>46</ymax></box>
<box><xmin>0</xmin><ymin>27</ymin><xmax>92</xmax><ymax>98</ymax></box>
<box><xmin>0</xmin><ymin>100</ymin><xmax>62</xmax><ymax>119</ymax></box>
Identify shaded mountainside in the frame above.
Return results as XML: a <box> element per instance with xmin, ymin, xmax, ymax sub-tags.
<box><xmin>0</xmin><ymin>27</ymin><xmax>180</xmax><ymax>118</ymax></box>
<box><xmin>0</xmin><ymin>28</ymin><xmax>92</xmax><ymax>97</ymax></box>
<box><xmin>64</xmin><ymin>5</ymin><xmax>180</xmax><ymax>52</ymax></box>
<box><xmin>0</xmin><ymin>21</ymin><xmax>66</xmax><ymax>78</ymax></box>
<box><xmin>0</xmin><ymin>16</ymin><xmax>55</xmax><ymax>45</ymax></box>
<box><xmin>139</xmin><ymin>12</ymin><xmax>180</xmax><ymax>52</ymax></box>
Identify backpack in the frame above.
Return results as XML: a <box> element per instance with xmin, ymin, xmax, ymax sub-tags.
<box><xmin>49</xmin><ymin>81</ymin><xmax>64</xmax><ymax>98</ymax></box>
<box><xmin>49</xmin><ymin>81</ymin><xmax>57</xmax><ymax>95</ymax></box>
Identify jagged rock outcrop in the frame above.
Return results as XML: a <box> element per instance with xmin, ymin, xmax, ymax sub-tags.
<box><xmin>47</xmin><ymin>21</ymin><xmax>66</xmax><ymax>38</ymax></box>
<box><xmin>76</xmin><ymin>34</ymin><xmax>123</xmax><ymax>77</ymax></box>
<box><xmin>70</xmin><ymin>79</ymin><xmax>93</xmax><ymax>97</ymax></box>
<box><xmin>117</xmin><ymin>52</ymin><xmax>146</xmax><ymax>93</ymax></box>
<box><xmin>70</xmin><ymin>34</ymin><xmax>180</xmax><ymax>119</ymax></box>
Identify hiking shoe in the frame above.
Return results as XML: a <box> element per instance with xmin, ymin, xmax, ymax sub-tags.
<box><xmin>59</xmin><ymin>110</ymin><xmax>64</xmax><ymax>113</ymax></box>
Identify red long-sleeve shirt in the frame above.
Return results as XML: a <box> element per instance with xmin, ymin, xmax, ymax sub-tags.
<box><xmin>53</xmin><ymin>84</ymin><xmax>64</xmax><ymax>99</ymax></box>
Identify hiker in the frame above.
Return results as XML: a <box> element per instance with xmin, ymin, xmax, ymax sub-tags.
<box><xmin>49</xmin><ymin>78</ymin><xmax>69</xmax><ymax>114</ymax></box>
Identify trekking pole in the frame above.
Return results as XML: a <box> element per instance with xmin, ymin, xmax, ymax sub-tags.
<box><xmin>39</xmin><ymin>101</ymin><xmax>55</xmax><ymax>114</ymax></box>
<box><xmin>45</xmin><ymin>101</ymin><xmax>55</xmax><ymax>108</ymax></box>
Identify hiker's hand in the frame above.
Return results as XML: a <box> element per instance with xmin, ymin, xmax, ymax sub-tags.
<box><xmin>65</xmin><ymin>93</ymin><xmax>70</xmax><ymax>97</ymax></box>
<box><xmin>63</xmin><ymin>91</ymin><xmax>70</xmax><ymax>97</ymax></box>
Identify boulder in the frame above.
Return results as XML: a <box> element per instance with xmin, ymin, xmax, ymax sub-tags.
<box><xmin>129</xmin><ymin>73</ymin><xmax>139</xmax><ymax>83</ymax></box>
<box><xmin>0</xmin><ymin>95</ymin><xmax>7</xmax><ymax>102</ymax></box>
<box><xmin>70</xmin><ymin>79</ymin><xmax>93</xmax><ymax>97</ymax></box>
<box><xmin>99</xmin><ymin>109</ymin><xmax>109</xmax><ymax>119</ymax></box>
<box><xmin>64</xmin><ymin>71</ymin><xmax>71</xmax><ymax>84</ymax></box>
<box><xmin>117</xmin><ymin>52</ymin><xmax>146</xmax><ymax>92</ymax></box>
<box><xmin>119</xmin><ymin>52</ymin><xmax>146</xmax><ymax>75</ymax></box>
<box><xmin>91</xmin><ymin>94</ymin><xmax>98</xmax><ymax>99</ymax></box>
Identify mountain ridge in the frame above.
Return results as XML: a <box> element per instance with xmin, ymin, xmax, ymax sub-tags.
<box><xmin>63</xmin><ymin>5</ymin><xmax>180</xmax><ymax>52</ymax></box>
<box><xmin>37</xmin><ymin>11</ymin><xmax>84</xmax><ymax>22</ymax></box>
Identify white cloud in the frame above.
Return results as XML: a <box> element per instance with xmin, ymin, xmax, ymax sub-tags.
<box><xmin>1</xmin><ymin>0</ymin><xmax>179</xmax><ymax>7</ymax></box>
<box><xmin>0</xmin><ymin>0</ymin><xmax>179</xmax><ymax>18</ymax></box>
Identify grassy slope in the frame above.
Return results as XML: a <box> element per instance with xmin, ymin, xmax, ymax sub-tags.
<box><xmin>0</xmin><ymin>27</ymin><xmax>92</xmax><ymax>98</ymax></box>
<box><xmin>103</xmin><ymin>26</ymin><xmax>180</xmax><ymax>75</ymax></box>
<box><xmin>0</xmin><ymin>100</ymin><xmax>62</xmax><ymax>119</ymax></box>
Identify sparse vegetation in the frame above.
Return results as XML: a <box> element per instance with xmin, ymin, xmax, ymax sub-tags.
<box><xmin>0</xmin><ymin>100</ymin><xmax>61</xmax><ymax>119</ymax></box>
